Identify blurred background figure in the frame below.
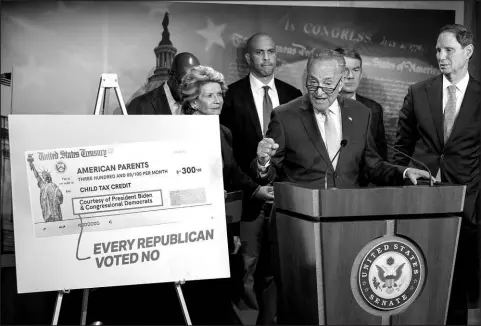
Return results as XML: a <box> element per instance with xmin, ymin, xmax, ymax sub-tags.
<box><xmin>127</xmin><ymin>52</ymin><xmax>200</xmax><ymax>115</ymax></box>
<box><xmin>335</xmin><ymin>47</ymin><xmax>387</xmax><ymax>162</ymax></box>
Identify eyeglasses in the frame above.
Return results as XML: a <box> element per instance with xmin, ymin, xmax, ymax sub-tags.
<box><xmin>305</xmin><ymin>77</ymin><xmax>342</xmax><ymax>94</ymax></box>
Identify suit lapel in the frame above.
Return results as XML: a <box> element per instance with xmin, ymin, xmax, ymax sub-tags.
<box><xmin>446</xmin><ymin>76</ymin><xmax>480</xmax><ymax>144</ymax></box>
<box><xmin>241</xmin><ymin>76</ymin><xmax>263</xmax><ymax>139</ymax></box>
<box><xmin>299</xmin><ymin>96</ymin><xmax>334</xmax><ymax>172</ymax></box>
<box><xmin>336</xmin><ymin>97</ymin><xmax>354</xmax><ymax>172</ymax></box>
<box><xmin>275</xmin><ymin>78</ymin><xmax>288</xmax><ymax>104</ymax></box>
<box><xmin>151</xmin><ymin>82</ymin><xmax>172</xmax><ymax>115</ymax></box>
<box><xmin>426</xmin><ymin>76</ymin><xmax>444</xmax><ymax>147</ymax></box>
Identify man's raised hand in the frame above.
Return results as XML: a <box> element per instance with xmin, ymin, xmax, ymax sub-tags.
<box><xmin>257</xmin><ymin>138</ymin><xmax>279</xmax><ymax>166</ymax></box>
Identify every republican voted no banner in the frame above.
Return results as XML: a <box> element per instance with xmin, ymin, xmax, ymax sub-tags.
<box><xmin>25</xmin><ymin>140</ymin><xmax>213</xmax><ymax>238</ymax></box>
<box><xmin>9</xmin><ymin>115</ymin><xmax>229</xmax><ymax>293</ymax></box>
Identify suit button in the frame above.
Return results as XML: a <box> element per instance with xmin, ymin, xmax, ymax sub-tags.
<box><xmin>333</xmin><ymin>172</ymin><xmax>338</xmax><ymax>178</ymax></box>
<box><xmin>440</xmin><ymin>154</ymin><xmax>444</xmax><ymax>159</ymax></box>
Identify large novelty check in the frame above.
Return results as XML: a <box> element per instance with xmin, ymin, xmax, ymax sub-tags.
<box><xmin>26</xmin><ymin>140</ymin><xmax>218</xmax><ymax>238</ymax></box>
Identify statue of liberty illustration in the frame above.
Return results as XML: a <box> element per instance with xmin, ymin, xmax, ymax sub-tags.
<box><xmin>27</xmin><ymin>154</ymin><xmax>63</xmax><ymax>222</ymax></box>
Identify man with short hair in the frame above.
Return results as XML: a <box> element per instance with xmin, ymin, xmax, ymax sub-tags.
<box><xmin>255</xmin><ymin>49</ymin><xmax>431</xmax><ymax>190</ymax></box>
<box><xmin>220</xmin><ymin>32</ymin><xmax>302</xmax><ymax>325</ymax></box>
<box><xmin>334</xmin><ymin>47</ymin><xmax>387</xmax><ymax>161</ymax></box>
<box><xmin>393</xmin><ymin>24</ymin><xmax>480</xmax><ymax>325</ymax></box>
<box><xmin>127</xmin><ymin>52</ymin><xmax>200</xmax><ymax>115</ymax></box>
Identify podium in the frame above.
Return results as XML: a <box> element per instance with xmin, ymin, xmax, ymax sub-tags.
<box><xmin>273</xmin><ymin>182</ymin><xmax>466</xmax><ymax>325</ymax></box>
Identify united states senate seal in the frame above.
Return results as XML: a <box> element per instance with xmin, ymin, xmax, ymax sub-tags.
<box><xmin>350</xmin><ymin>236</ymin><xmax>425</xmax><ymax>315</ymax></box>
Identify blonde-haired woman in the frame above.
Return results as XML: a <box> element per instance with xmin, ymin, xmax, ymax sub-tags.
<box><xmin>179</xmin><ymin>65</ymin><xmax>273</xmax><ymax>324</ymax></box>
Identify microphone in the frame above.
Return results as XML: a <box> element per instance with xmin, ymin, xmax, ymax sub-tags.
<box><xmin>386</xmin><ymin>144</ymin><xmax>433</xmax><ymax>187</ymax></box>
<box><xmin>329</xmin><ymin>140</ymin><xmax>347</xmax><ymax>188</ymax></box>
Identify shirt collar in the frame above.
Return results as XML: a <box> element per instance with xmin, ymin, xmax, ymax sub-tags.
<box><xmin>249</xmin><ymin>73</ymin><xmax>276</xmax><ymax>92</ymax></box>
<box><xmin>442</xmin><ymin>72</ymin><xmax>470</xmax><ymax>93</ymax></box>
<box><xmin>163</xmin><ymin>82</ymin><xmax>179</xmax><ymax>108</ymax></box>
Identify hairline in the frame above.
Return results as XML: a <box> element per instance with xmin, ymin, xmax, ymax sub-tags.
<box><xmin>307</xmin><ymin>57</ymin><xmax>346</xmax><ymax>78</ymax></box>
<box><xmin>246</xmin><ymin>33</ymin><xmax>275</xmax><ymax>54</ymax></box>
<box><xmin>437</xmin><ymin>30</ymin><xmax>473</xmax><ymax>48</ymax></box>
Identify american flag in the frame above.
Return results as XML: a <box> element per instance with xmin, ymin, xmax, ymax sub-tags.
<box><xmin>1</xmin><ymin>73</ymin><xmax>11</xmax><ymax>87</ymax></box>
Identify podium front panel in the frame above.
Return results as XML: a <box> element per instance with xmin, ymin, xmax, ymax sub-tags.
<box><xmin>276</xmin><ymin>212</ymin><xmax>461</xmax><ymax>325</ymax></box>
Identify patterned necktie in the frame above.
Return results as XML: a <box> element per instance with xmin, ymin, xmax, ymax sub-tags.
<box><xmin>262</xmin><ymin>86</ymin><xmax>273</xmax><ymax>136</ymax></box>
<box><xmin>324</xmin><ymin>110</ymin><xmax>340</xmax><ymax>169</ymax></box>
<box><xmin>443</xmin><ymin>85</ymin><xmax>457</xmax><ymax>143</ymax></box>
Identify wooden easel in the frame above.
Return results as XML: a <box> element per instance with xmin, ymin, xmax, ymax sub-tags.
<box><xmin>50</xmin><ymin>74</ymin><xmax>192</xmax><ymax>325</ymax></box>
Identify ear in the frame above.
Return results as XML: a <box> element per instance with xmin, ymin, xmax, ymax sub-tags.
<box><xmin>245</xmin><ymin>52</ymin><xmax>251</xmax><ymax>65</ymax></box>
<box><xmin>464</xmin><ymin>44</ymin><xmax>474</xmax><ymax>60</ymax></box>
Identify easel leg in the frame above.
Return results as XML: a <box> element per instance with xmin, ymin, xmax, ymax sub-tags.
<box><xmin>52</xmin><ymin>290</ymin><xmax>68</xmax><ymax>325</ymax></box>
<box><xmin>102</xmin><ymin>88</ymin><xmax>110</xmax><ymax>115</ymax></box>
<box><xmin>175</xmin><ymin>281</ymin><xmax>192</xmax><ymax>325</ymax></box>
<box><xmin>80</xmin><ymin>289</ymin><xmax>90</xmax><ymax>325</ymax></box>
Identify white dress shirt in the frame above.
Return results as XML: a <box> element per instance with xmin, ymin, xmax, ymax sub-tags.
<box><xmin>249</xmin><ymin>73</ymin><xmax>280</xmax><ymax>134</ymax></box>
<box><xmin>163</xmin><ymin>82</ymin><xmax>182</xmax><ymax>115</ymax></box>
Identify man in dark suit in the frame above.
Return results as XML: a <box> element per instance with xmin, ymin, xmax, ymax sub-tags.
<box><xmin>126</xmin><ymin>52</ymin><xmax>200</xmax><ymax>115</ymax></box>
<box><xmin>255</xmin><ymin>49</ymin><xmax>431</xmax><ymax>192</ymax></box>
<box><xmin>334</xmin><ymin>47</ymin><xmax>387</xmax><ymax>161</ymax></box>
<box><xmin>393</xmin><ymin>24</ymin><xmax>480</xmax><ymax>325</ymax></box>
<box><xmin>219</xmin><ymin>32</ymin><xmax>302</xmax><ymax>324</ymax></box>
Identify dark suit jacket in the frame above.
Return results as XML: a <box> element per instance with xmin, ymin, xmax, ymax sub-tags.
<box><xmin>221</xmin><ymin>124</ymin><xmax>259</xmax><ymax>198</ymax></box>
<box><xmin>126</xmin><ymin>82</ymin><xmax>172</xmax><ymax>115</ymax></box>
<box><xmin>219</xmin><ymin>75</ymin><xmax>302</xmax><ymax>221</ymax></box>
<box><xmin>356</xmin><ymin>94</ymin><xmax>388</xmax><ymax>160</ymax></box>
<box><xmin>220</xmin><ymin>124</ymin><xmax>261</xmax><ymax>237</ymax></box>
<box><xmin>394</xmin><ymin>74</ymin><xmax>480</xmax><ymax>225</ymax></box>
<box><xmin>260</xmin><ymin>95</ymin><xmax>406</xmax><ymax>188</ymax></box>
<box><xmin>220</xmin><ymin>75</ymin><xmax>303</xmax><ymax>174</ymax></box>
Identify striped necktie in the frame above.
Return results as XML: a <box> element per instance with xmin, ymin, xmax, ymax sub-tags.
<box><xmin>443</xmin><ymin>85</ymin><xmax>457</xmax><ymax>143</ymax></box>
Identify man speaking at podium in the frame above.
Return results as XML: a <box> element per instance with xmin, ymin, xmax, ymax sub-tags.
<box><xmin>255</xmin><ymin>49</ymin><xmax>432</xmax><ymax>189</ymax></box>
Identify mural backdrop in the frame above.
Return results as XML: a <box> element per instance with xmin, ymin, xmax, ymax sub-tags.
<box><xmin>1</xmin><ymin>1</ymin><xmax>454</xmax><ymax>143</ymax></box>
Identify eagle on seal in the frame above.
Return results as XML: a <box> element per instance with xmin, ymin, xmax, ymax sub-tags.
<box><xmin>376</xmin><ymin>263</ymin><xmax>405</xmax><ymax>293</ymax></box>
